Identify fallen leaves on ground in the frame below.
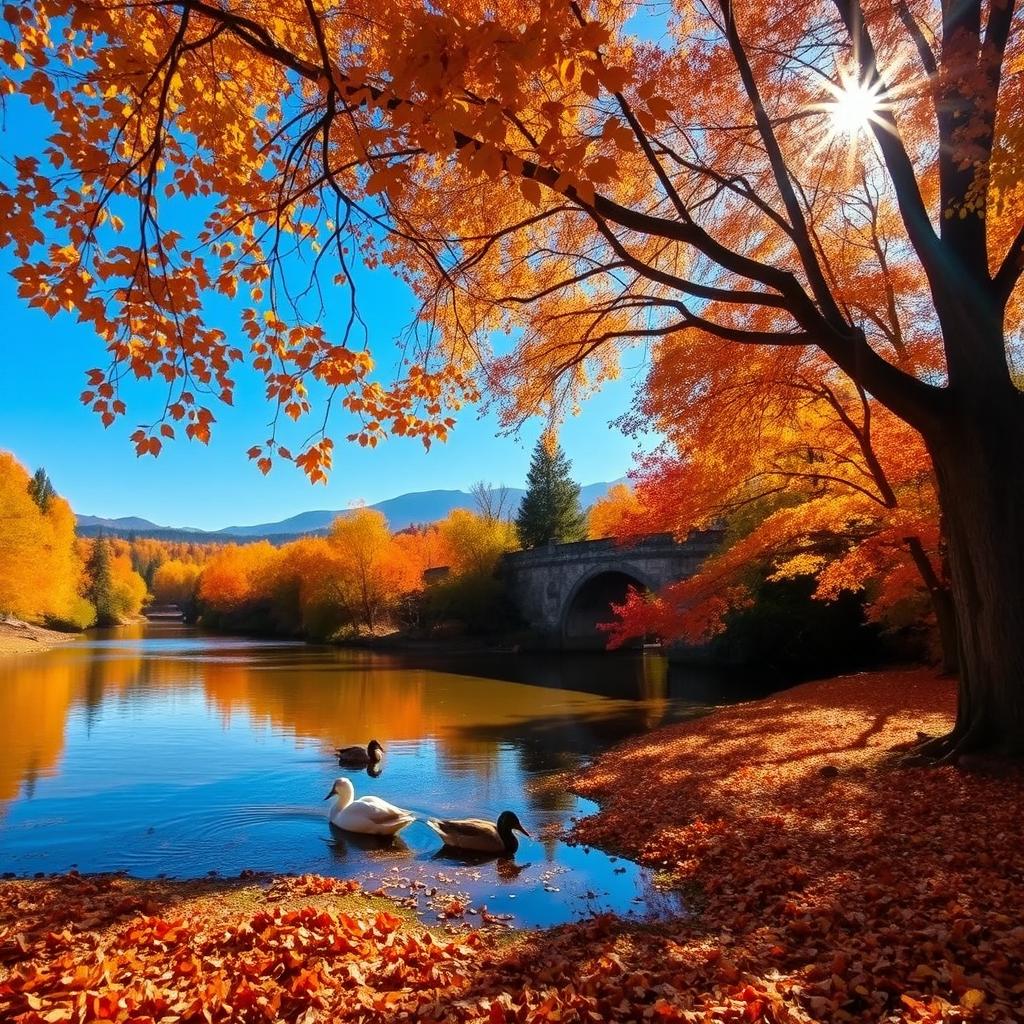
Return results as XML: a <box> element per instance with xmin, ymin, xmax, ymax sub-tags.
<box><xmin>1</xmin><ymin>669</ymin><xmax>1021</xmax><ymax>1022</ymax></box>
<box><xmin>571</xmin><ymin>668</ymin><xmax>1024</xmax><ymax>1022</ymax></box>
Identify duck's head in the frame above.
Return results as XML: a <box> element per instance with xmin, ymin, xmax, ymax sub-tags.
<box><xmin>324</xmin><ymin>777</ymin><xmax>355</xmax><ymax>805</ymax></box>
<box><xmin>497</xmin><ymin>810</ymin><xmax>530</xmax><ymax>838</ymax></box>
<box><xmin>367</xmin><ymin>739</ymin><xmax>385</xmax><ymax>760</ymax></box>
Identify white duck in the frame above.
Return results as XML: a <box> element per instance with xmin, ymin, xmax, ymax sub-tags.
<box><xmin>324</xmin><ymin>777</ymin><xmax>415</xmax><ymax>836</ymax></box>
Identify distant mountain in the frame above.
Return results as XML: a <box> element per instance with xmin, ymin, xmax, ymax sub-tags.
<box><xmin>77</xmin><ymin>479</ymin><xmax>625</xmax><ymax>541</ymax></box>
<box><xmin>579</xmin><ymin>480</ymin><xmax>623</xmax><ymax>508</ymax></box>
<box><xmin>76</xmin><ymin>522</ymin><xmax>240</xmax><ymax>543</ymax></box>
<box><xmin>76</xmin><ymin>514</ymin><xmax>167</xmax><ymax>532</ymax></box>
<box><xmin>219</xmin><ymin>481</ymin><xmax>623</xmax><ymax>536</ymax></box>
<box><xmin>217</xmin><ymin>509</ymin><xmax>349</xmax><ymax>537</ymax></box>
<box><xmin>220</xmin><ymin>488</ymin><xmax>488</xmax><ymax>536</ymax></box>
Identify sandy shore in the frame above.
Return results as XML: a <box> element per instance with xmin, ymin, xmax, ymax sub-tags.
<box><xmin>0</xmin><ymin>618</ymin><xmax>78</xmax><ymax>657</ymax></box>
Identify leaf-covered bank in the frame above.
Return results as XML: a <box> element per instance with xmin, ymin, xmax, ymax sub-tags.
<box><xmin>569</xmin><ymin>670</ymin><xmax>1023</xmax><ymax>1021</ymax></box>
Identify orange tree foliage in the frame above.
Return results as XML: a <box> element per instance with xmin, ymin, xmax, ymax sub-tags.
<box><xmin>320</xmin><ymin>509</ymin><xmax>423</xmax><ymax>631</ymax></box>
<box><xmin>190</xmin><ymin>511</ymin><xmax>450</xmax><ymax>635</ymax></box>
<box><xmin>606</xmin><ymin>342</ymin><xmax>954</xmax><ymax>662</ymax></box>
<box><xmin>392</xmin><ymin>523</ymin><xmax>455</xmax><ymax>580</ymax></box>
<box><xmin>109</xmin><ymin>550</ymin><xmax>149</xmax><ymax>618</ymax></box>
<box><xmin>125</xmin><ymin>537</ymin><xmax>222</xmax><ymax>589</ymax></box>
<box><xmin>3</xmin><ymin>0</ymin><xmax>1024</xmax><ymax>751</ymax></box>
<box><xmin>587</xmin><ymin>482</ymin><xmax>642</xmax><ymax>540</ymax></box>
<box><xmin>0</xmin><ymin>451</ymin><xmax>91</xmax><ymax>627</ymax></box>
<box><xmin>197</xmin><ymin>542</ymin><xmax>281</xmax><ymax>616</ymax></box>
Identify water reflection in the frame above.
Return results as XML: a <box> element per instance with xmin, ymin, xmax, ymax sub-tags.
<box><xmin>0</xmin><ymin>623</ymin><xmax>765</xmax><ymax>926</ymax></box>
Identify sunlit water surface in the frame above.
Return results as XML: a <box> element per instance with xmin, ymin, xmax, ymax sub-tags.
<box><xmin>0</xmin><ymin>623</ymin><xmax>769</xmax><ymax>927</ymax></box>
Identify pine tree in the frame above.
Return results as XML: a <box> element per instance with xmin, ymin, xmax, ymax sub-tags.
<box><xmin>515</xmin><ymin>439</ymin><xmax>587</xmax><ymax>549</ymax></box>
<box><xmin>86</xmin><ymin>536</ymin><xmax>118</xmax><ymax>626</ymax></box>
<box><xmin>27</xmin><ymin>468</ymin><xmax>56</xmax><ymax>512</ymax></box>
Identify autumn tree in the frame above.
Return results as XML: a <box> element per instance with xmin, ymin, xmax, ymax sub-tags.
<box><xmin>197</xmin><ymin>542</ymin><xmax>280</xmax><ymax>617</ymax></box>
<box><xmin>424</xmin><ymin>508</ymin><xmax>518</xmax><ymax>632</ymax></box>
<box><xmin>438</xmin><ymin>508</ymin><xmax>517</xmax><ymax>576</ymax></box>
<box><xmin>606</xmin><ymin>336</ymin><xmax>958</xmax><ymax>670</ymax></box>
<box><xmin>151</xmin><ymin>558</ymin><xmax>203</xmax><ymax>618</ymax></box>
<box><xmin>588</xmin><ymin>483</ymin><xmax>643</xmax><ymax>541</ymax></box>
<box><xmin>323</xmin><ymin>509</ymin><xmax>412</xmax><ymax>631</ymax></box>
<box><xmin>391</xmin><ymin>524</ymin><xmax>454</xmax><ymax>580</ymax></box>
<box><xmin>82</xmin><ymin>537</ymin><xmax>147</xmax><ymax>623</ymax></box>
<box><xmin>0</xmin><ymin>452</ymin><xmax>90</xmax><ymax>626</ymax></box>
<box><xmin>4</xmin><ymin>0</ymin><xmax>1024</xmax><ymax>754</ymax></box>
<box><xmin>516</xmin><ymin>439</ymin><xmax>587</xmax><ymax>548</ymax></box>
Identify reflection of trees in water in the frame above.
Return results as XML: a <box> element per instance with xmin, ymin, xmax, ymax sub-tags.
<box><xmin>0</xmin><ymin>624</ymin><xmax>732</xmax><ymax>817</ymax></box>
<box><xmin>82</xmin><ymin>658</ymin><xmax>108</xmax><ymax>731</ymax></box>
<box><xmin>0</xmin><ymin>656</ymin><xmax>78</xmax><ymax>802</ymax></box>
<box><xmin>21</xmin><ymin>757</ymin><xmax>39</xmax><ymax>799</ymax></box>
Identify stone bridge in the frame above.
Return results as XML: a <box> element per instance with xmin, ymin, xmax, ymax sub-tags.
<box><xmin>501</xmin><ymin>530</ymin><xmax>723</xmax><ymax>650</ymax></box>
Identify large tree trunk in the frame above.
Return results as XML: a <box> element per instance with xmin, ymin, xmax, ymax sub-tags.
<box><xmin>926</xmin><ymin>389</ymin><xmax>1024</xmax><ymax>757</ymax></box>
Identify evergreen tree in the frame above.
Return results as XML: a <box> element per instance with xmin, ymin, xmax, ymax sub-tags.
<box><xmin>515</xmin><ymin>439</ymin><xmax>587</xmax><ymax>548</ymax></box>
<box><xmin>27</xmin><ymin>467</ymin><xmax>56</xmax><ymax>512</ymax></box>
<box><xmin>86</xmin><ymin>536</ymin><xmax>118</xmax><ymax>626</ymax></box>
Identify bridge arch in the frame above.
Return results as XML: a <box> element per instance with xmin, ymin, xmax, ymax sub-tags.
<box><xmin>501</xmin><ymin>530</ymin><xmax>723</xmax><ymax>650</ymax></box>
<box><xmin>561</xmin><ymin>567</ymin><xmax>655</xmax><ymax>650</ymax></box>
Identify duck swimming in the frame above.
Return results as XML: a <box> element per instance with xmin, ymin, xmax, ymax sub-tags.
<box><xmin>324</xmin><ymin>777</ymin><xmax>414</xmax><ymax>836</ymax></box>
<box><xmin>426</xmin><ymin>810</ymin><xmax>530</xmax><ymax>854</ymax></box>
<box><xmin>336</xmin><ymin>739</ymin><xmax>384</xmax><ymax>767</ymax></box>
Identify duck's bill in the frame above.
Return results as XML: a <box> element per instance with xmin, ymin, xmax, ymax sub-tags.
<box><xmin>323</xmin><ymin>787</ymin><xmax>336</xmax><ymax>800</ymax></box>
<box><xmin>518</xmin><ymin>825</ymin><xmax>532</xmax><ymax>837</ymax></box>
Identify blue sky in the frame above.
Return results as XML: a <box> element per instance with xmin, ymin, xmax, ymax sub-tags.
<box><xmin>0</xmin><ymin>255</ymin><xmax>648</xmax><ymax>529</ymax></box>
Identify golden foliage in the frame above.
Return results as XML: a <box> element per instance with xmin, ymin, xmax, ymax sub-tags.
<box><xmin>587</xmin><ymin>483</ymin><xmax>643</xmax><ymax>540</ymax></box>
<box><xmin>151</xmin><ymin>559</ymin><xmax>202</xmax><ymax>606</ymax></box>
<box><xmin>606</xmin><ymin>340</ymin><xmax>945</xmax><ymax>647</ymax></box>
<box><xmin>197</xmin><ymin>542</ymin><xmax>281</xmax><ymax>613</ymax></box>
<box><xmin>436</xmin><ymin>508</ymin><xmax>516</xmax><ymax>578</ymax></box>
<box><xmin>0</xmin><ymin>451</ymin><xmax>87</xmax><ymax>625</ymax></box>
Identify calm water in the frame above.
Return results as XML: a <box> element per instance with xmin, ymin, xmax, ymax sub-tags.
<box><xmin>0</xmin><ymin>623</ymin><xmax>764</xmax><ymax>927</ymax></box>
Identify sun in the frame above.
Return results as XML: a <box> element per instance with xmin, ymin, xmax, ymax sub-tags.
<box><xmin>802</xmin><ymin>68</ymin><xmax>895</xmax><ymax>169</ymax></box>
<box><xmin>821</xmin><ymin>73</ymin><xmax>886</xmax><ymax>138</ymax></box>
<box><xmin>829</xmin><ymin>81</ymin><xmax>880</xmax><ymax>135</ymax></box>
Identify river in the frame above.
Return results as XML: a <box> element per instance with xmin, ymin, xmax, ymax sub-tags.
<box><xmin>0</xmin><ymin>622</ymin><xmax>772</xmax><ymax>927</ymax></box>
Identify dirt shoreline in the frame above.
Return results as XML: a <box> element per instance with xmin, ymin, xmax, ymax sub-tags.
<box><xmin>2</xmin><ymin>669</ymin><xmax>1020</xmax><ymax>1022</ymax></box>
<box><xmin>0</xmin><ymin>618</ymin><xmax>78</xmax><ymax>658</ymax></box>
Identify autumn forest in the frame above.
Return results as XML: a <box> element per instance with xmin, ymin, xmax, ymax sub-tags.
<box><xmin>1</xmin><ymin>0</ymin><xmax>1024</xmax><ymax>1020</ymax></box>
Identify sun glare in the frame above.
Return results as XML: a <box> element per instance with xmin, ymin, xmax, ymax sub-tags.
<box><xmin>828</xmin><ymin>80</ymin><xmax>881</xmax><ymax>136</ymax></box>
<box><xmin>819</xmin><ymin>70</ymin><xmax>889</xmax><ymax>141</ymax></box>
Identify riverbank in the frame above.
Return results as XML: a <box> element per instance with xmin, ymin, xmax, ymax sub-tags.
<box><xmin>568</xmin><ymin>668</ymin><xmax>1024</xmax><ymax>1021</ymax></box>
<box><xmin>2</xmin><ymin>669</ymin><xmax>1020</xmax><ymax>1022</ymax></box>
<box><xmin>0</xmin><ymin>618</ymin><xmax>77</xmax><ymax>658</ymax></box>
